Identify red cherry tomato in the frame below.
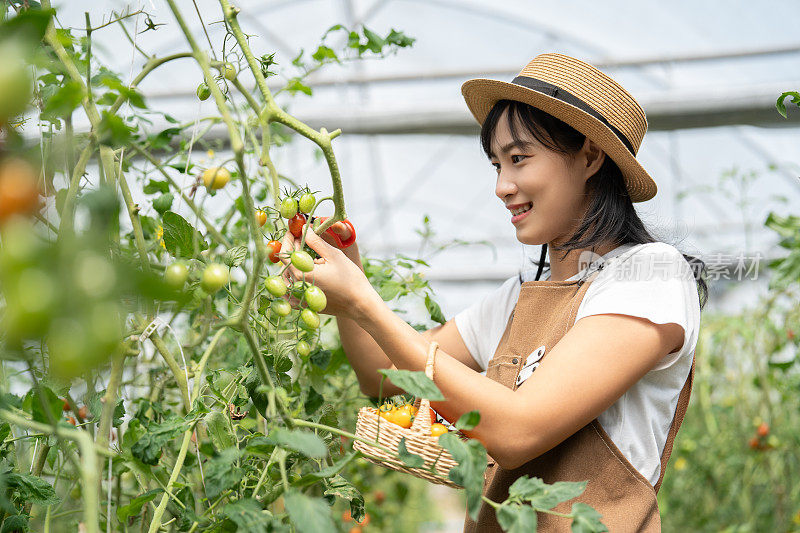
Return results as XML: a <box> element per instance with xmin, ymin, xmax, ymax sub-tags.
<box><xmin>757</xmin><ymin>422</ymin><xmax>769</xmax><ymax>437</ymax></box>
<box><xmin>288</xmin><ymin>213</ymin><xmax>306</xmax><ymax>238</ymax></box>
<box><xmin>315</xmin><ymin>216</ymin><xmax>356</xmax><ymax>248</ymax></box>
<box><xmin>267</xmin><ymin>240</ymin><xmax>281</xmax><ymax>263</ymax></box>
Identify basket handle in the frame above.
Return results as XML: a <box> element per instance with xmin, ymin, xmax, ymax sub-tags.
<box><xmin>411</xmin><ymin>341</ymin><xmax>438</xmax><ymax>434</ymax></box>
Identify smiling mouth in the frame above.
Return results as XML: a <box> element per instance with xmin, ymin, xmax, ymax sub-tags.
<box><xmin>510</xmin><ymin>202</ymin><xmax>532</xmax><ymax>216</ymax></box>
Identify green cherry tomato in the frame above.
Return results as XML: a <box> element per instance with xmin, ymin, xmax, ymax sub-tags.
<box><xmin>289</xmin><ymin>280</ymin><xmax>309</xmax><ymax>299</ymax></box>
<box><xmin>304</xmin><ymin>285</ymin><xmax>327</xmax><ymax>312</ymax></box>
<box><xmin>164</xmin><ymin>262</ymin><xmax>189</xmax><ymax>289</ymax></box>
<box><xmin>270</xmin><ymin>299</ymin><xmax>292</xmax><ymax>317</ymax></box>
<box><xmin>290</xmin><ymin>250</ymin><xmax>314</xmax><ymax>273</ymax></box>
<box><xmin>200</xmin><ymin>263</ymin><xmax>229</xmax><ymax>294</ymax></box>
<box><xmin>264</xmin><ymin>275</ymin><xmax>287</xmax><ymax>297</ymax></box>
<box><xmin>196</xmin><ymin>82</ymin><xmax>211</xmax><ymax>101</ymax></box>
<box><xmin>220</xmin><ymin>63</ymin><xmax>237</xmax><ymax>81</ymax></box>
<box><xmin>296</xmin><ymin>340</ymin><xmax>311</xmax><ymax>357</ymax></box>
<box><xmin>298</xmin><ymin>192</ymin><xmax>316</xmax><ymax>214</ymax></box>
<box><xmin>279</xmin><ymin>197</ymin><xmax>298</xmax><ymax>219</ymax></box>
<box><xmin>300</xmin><ymin>308</ymin><xmax>320</xmax><ymax>330</ymax></box>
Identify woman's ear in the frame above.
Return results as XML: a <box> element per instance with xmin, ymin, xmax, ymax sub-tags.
<box><xmin>581</xmin><ymin>138</ymin><xmax>606</xmax><ymax>180</ymax></box>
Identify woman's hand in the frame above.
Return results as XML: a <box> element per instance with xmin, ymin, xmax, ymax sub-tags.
<box><xmin>279</xmin><ymin>222</ymin><xmax>375</xmax><ymax>321</ymax></box>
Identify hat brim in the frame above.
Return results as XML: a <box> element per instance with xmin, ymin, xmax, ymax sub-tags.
<box><xmin>462</xmin><ymin>78</ymin><xmax>657</xmax><ymax>203</ymax></box>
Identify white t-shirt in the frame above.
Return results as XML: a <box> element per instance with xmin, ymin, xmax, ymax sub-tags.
<box><xmin>454</xmin><ymin>242</ymin><xmax>701</xmax><ymax>487</ymax></box>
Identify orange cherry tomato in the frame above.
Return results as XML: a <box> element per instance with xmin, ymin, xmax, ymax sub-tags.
<box><xmin>267</xmin><ymin>240</ymin><xmax>281</xmax><ymax>263</ymax></box>
<box><xmin>255</xmin><ymin>209</ymin><xmax>268</xmax><ymax>227</ymax></box>
<box><xmin>757</xmin><ymin>422</ymin><xmax>769</xmax><ymax>437</ymax></box>
<box><xmin>77</xmin><ymin>405</ymin><xmax>88</xmax><ymax>419</ymax></box>
<box><xmin>430</xmin><ymin>423</ymin><xmax>448</xmax><ymax>437</ymax></box>
<box><xmin>392</xmin><ymin>410</ymin><xmax>413</xmax><ymax>429</ymax></box>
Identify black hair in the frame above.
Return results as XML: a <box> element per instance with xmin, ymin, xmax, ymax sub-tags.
<box><xmin>480</xmin><ymin>99</ymin><xmax>708</xmax><ymax>310</ymax></box>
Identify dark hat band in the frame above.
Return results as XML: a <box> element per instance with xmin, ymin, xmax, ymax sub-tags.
<box><xmin>511</xmin><ymin>75</ymin><xmax>636</xmax><ymax>155</ymax></box>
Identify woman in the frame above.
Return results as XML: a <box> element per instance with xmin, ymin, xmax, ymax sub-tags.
<box><xmin>281</xmin><ymin>53</ymin><xmax>706</xmax><ymax>531</ymax></box>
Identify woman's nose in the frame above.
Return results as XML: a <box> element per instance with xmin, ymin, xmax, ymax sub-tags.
<box><xmin>495</xmin><ymin>172</ymin><xmax>517</xmax><ymax>200</ymax></box>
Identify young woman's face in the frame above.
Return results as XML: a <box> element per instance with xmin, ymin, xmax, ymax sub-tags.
<box><xmin>488</xmin><ymin>107</ymin><xmax>605</xmax><ymax>246</ymax></box>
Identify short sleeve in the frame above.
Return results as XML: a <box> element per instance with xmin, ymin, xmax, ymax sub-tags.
<box><xmin>574</xmin><ymin>243</ymin><xmax>701</xmax><ymax>370</ymax></box>
<box><xmin>454</xmin><ymin>275</ymin><xmax>520</xmax><ymax>371</ymax></box>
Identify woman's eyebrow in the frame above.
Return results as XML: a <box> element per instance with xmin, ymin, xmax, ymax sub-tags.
<box><xmin>487</xmin><ymin>140</ymin><xmax>536</xmax><ymax>159</ymax></box>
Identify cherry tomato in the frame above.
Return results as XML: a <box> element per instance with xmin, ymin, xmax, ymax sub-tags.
<box><xmin>748</xmin><ymin>436</ymin><xmax>760</xmax><ymax>450</ymax></box>
<box><xmin>359</xmin><ymin>513</ymin><xmax>371</xmax><ymax>526</ymax></box>
<box><xmin>303</xmin><ymin>285</ymin><xmax>327</xmax><ymax>312</ymax></box>
<box><xmin>289</xmin><ymin>280</ymin><xmax>309</xmax><ymax>299</ymax></box>
<box><xmin>757</xmin><ymin>422</ymin><xmax>769</xmax><ymax>437</ymax></box>
<box><xmin>342</xmin><ymin>510</ymin><xmax>352</xmax><ymax>522</ymax></box>
<box><xmin>255</xmin><ymin>209</ymin><xmax>268</xmax><ymax>227</ymax></box>
<box><xmin>67</xmin><ymin>416</ymin><xmax>77</xmax><ymax>426</ymax></box>
<box><xmin>374</xmin><ymin>490</ymin><xmax>385</xmax><ymax>505</ymax></box>
<box><xmin>288</xmin><ymin>213</ymin><xmax>307</xmax><ymax>238</ymax></box>
<box><xmin>0</xmin><ymin>41</ymin><xmax>32</xmax><ymax>121</ymax></box>
<box><xmin>270</xmin><ymin>299</ymin><xmax>291</xmax><ymax>317</ymax></box>
<box><xmin>379</xmin><ymin>407</ymin><xmax>398</xmax><ymax>424</ymax></box>
<box><xmin>298</xmin><ymin>192</ymin><xmax>315</xmax><ymax>214</ymax></box>
<box><xmin>290</xmin><ymin>250</ymin><xmax>314</xmax><ymax>273</ymax></box>
<box><xmin>430</xmin><ymin>423</ymin><xmax>448</xmax><ymax>437</ymax></box>
<box><xmin>279</xmin><ymin>197</ymin><xmax>298</xmax><ymax>219</ymax></box>
<box><xmin>164</xmin><ymin>262</ymin><xmax>189</xmax><ymax>289</ymax></box>
<box><xmin>202</xmin><ymin>167</ymin><xmax>230</xmax><ymax>190</ymax></box>
<box><xmin>220</xmin><ymin>63</ymin><xmax>237</xmax><ymax>81</ymax></box>
<box><xmin>392</xmin><ymin>410</ymin><xmax>413</xmax><ymax>429</ymax></box>
<box><xmin>349</xmin><ymin>527</ymin><xmax>362</xmax><ymax>533</ymax></box>
<box><xmin>196</xmin><ymin>82</ymin><xmax>211</xmax><ymax>101</ymax></box>
<box><xmin>264</xmin><ymin>275</ymin><xmax>287</xmax><ymax>297</ymax></box>
<box><xmin>0</xmin><ymin>158</ymin><xmax>41</xmax><ymax>225</ymax></box>
<box><xmin>267</xmin><ymin>240</ymin><xmax>281</xmax><ymax>263</ymax></box>
<box><xmin>296</xmin><ymin>340</ymin><xmax>311</xmax><ymax>357</ymax></box>
<box><xmin>200</xmin><ymin>263</ymin><xmax>229</xmax><ymax>294</ymax></box>
<box><xmin>300</xmin><ymin>308</ymin><xmax>319</xmax><ymax>329</ymax></box>
<box><xmin>78</xmin><ymin>406</ymin><xmax>88</xmax><ymax>419</ymax></box>
<box><xmin>62</xmin><ymin>399</ymin><xmax>70</xmax><ymax>412</ymax></box>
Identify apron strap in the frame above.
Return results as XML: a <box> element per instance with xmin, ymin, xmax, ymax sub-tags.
<box><xmin>653</xmin><ymin>354</ymin><xmax>695</xmax><ymax>493</ymax></box>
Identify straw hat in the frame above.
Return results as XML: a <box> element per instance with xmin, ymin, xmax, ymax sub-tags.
<box><xmin>461</xmin><ymin>52</ymin><xmax>656</xmax><ymax>202</ymax></box>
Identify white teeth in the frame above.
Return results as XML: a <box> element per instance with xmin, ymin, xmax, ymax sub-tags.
<box><xmin>511</xmin><ymin>203</ymin><xmax>532</xmax><ymax>216</ymax></box>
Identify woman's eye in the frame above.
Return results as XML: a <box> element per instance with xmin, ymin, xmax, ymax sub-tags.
<box><xmin>491</xmin><ymin>155</ymin><xmax>527</xmax><ymax>171</ymax></box>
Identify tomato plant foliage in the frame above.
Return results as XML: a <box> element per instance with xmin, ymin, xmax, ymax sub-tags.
<box><xmin>0</xmin><ymin>3</ymin><xmax>621</xmax><ymax>533</ymax></box>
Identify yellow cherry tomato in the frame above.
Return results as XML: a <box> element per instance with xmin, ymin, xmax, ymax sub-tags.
<box><xmin>392</xmin><ymin>410</ymin><xmax>413</xmax><ymax>429</ymax></box>
<box><xmin>202</xmin><ymin>167</ymin><xmax>230</xmax><ymax>190</ymax></box>
<box><xmin>430</xmin><ymin>423</ymin><xmax>448</xmax><ymax>437</ymax></box>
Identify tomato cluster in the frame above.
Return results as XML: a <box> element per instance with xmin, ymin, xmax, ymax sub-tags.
<box><xmin>378</xmin><ymin>401</ymin><xmax>450</xmax><ymax>437</ymax></box>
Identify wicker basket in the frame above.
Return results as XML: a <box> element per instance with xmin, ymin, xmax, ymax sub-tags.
<box><xmin>353</xmin><ymin>341</ymin><xmax>463</xmax><ymax>489</ymax></box>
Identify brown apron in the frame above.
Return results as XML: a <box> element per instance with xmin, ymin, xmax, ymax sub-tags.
<box><xmin>463</xmin><ymin>273</ymin><xmax>694</xmax><ymax>532</ymax></box>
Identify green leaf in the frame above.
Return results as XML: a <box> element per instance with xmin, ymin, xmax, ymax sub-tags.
<box><xmin>455</xmin><ymin>410</ymin><xmax>481</xmax><ymax>431</ymax></box>
<box><xmin>377</xmin><ymin>368</ymin><xmax>444</xmax><ymax>401</ymax></box>
<box><xmin>0</xmin><ymin>7</ymin><xmax>53</xmax><ymax>44</ymax></box>
<box><xmin>143</xmin><ymin>179</ymin><xmax>170</xmax><ymax>195</ymax></box>
<box><xmin>311</xmin><ymin>45</ymin><xmax>338</xmax><ymax>63</ymax></box>
<box><xmin>397</xmin><ymin>437</ymin><xmax>424</xmax><ymax>468</ymax></box>
<box><xmin>130</xmin><ymin>416</ymin><xmax>187</xmax><ymax>465</ymax></box>
<box><xmin>41</xmin><ymin>80</ymin><xmax>84</xmax><ymax>120</ymax></box>
<box><xmin>438</xmin><ymin>432</ymin><xmax>487</xmax><ymax>520</ymax></box>
<box><xmin>385</xmin><ymin>28</ymin><xmax>416</xmax><ymax>48</ymax></box>
<box><xmin>284</xmin><ymin>78</ymin><xmax>312</xmax><ymax>96</ymax></box>
<box><xmin>425</xmin><ymin>293</ymin><xmax>446</xmax><ymax>324</ymax></box>
<box><xmin>323</xmin><ymin>474</ymin><xmax>364</xmax><ymax>522</ymax></box>
<box><xmin>97</xmin><ymin>110</ymin><xmax>133</xmax><ymax>145</ymax></box>
<box><xmin>161</xmin><ymin>211</ymin><xmax>207</xmax><ymax>258</ymax></box>
<box><xmin>205</xmin><ymin>448</ymin><xmax>244</xmax><ymax>499</ymax></box>
<box><xmin>223</xmin><ymin>246</ymin><xmax>248</xmax><ymax>268</ymax></box>
<box><xmin>508</xmin><ymin>476</ymin><xmax>586</xmax><ymax>510</ymax></box>
<box><xmin>22</xmin><ymin>386</ymin><xmax>62</xmax><ymax>425</ymax></box>
<box><xmin>266</xmin><ymin>428</ymin><xmax>327</xmax><ymax>459</ymax></box>
<box><xmin>116</xmin><ymin>489</ymin><xmax>162</xmax><ymax>522</ymax></box>
<box><xmin>6</xmin><ymin>472</ymin><xmax>59</xmax><ymax>506</ymax></box>
<box><xmin>204</xmin><ymin>410</ymin><xmax>236</xmax><ymax>453</ymax></box>
<box><xmin>152</xmin><ymin>193</ymin><xmax>174</xmax><ymax>215</ymax></box>
<box><xmin>303</xmin><ymin>386</ymin><xmax>324</xmax><ymax>416</ymax></box>
<box><xmin>497</xmin><ymin>503</ymin><xmax>538</xmax><ymax>533</ymax></box>
<box><xmin>570</xmin><ymin>502</ymin><xmax>608</xmax><ymax>533</ymax></box>
<box><xmin>223</xmin><ymin>498</ymin><xmax>270</xmax><ymax>533</ymax></box>
<box><xmin>283</xmin><ymin>491</ymin><xmax>337</xmax><ymax>533</ymax></box>
<box><xmin>362</xmin><ymin>26</ymin><xmax>385</xmax><ymax>53</ymax></box>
